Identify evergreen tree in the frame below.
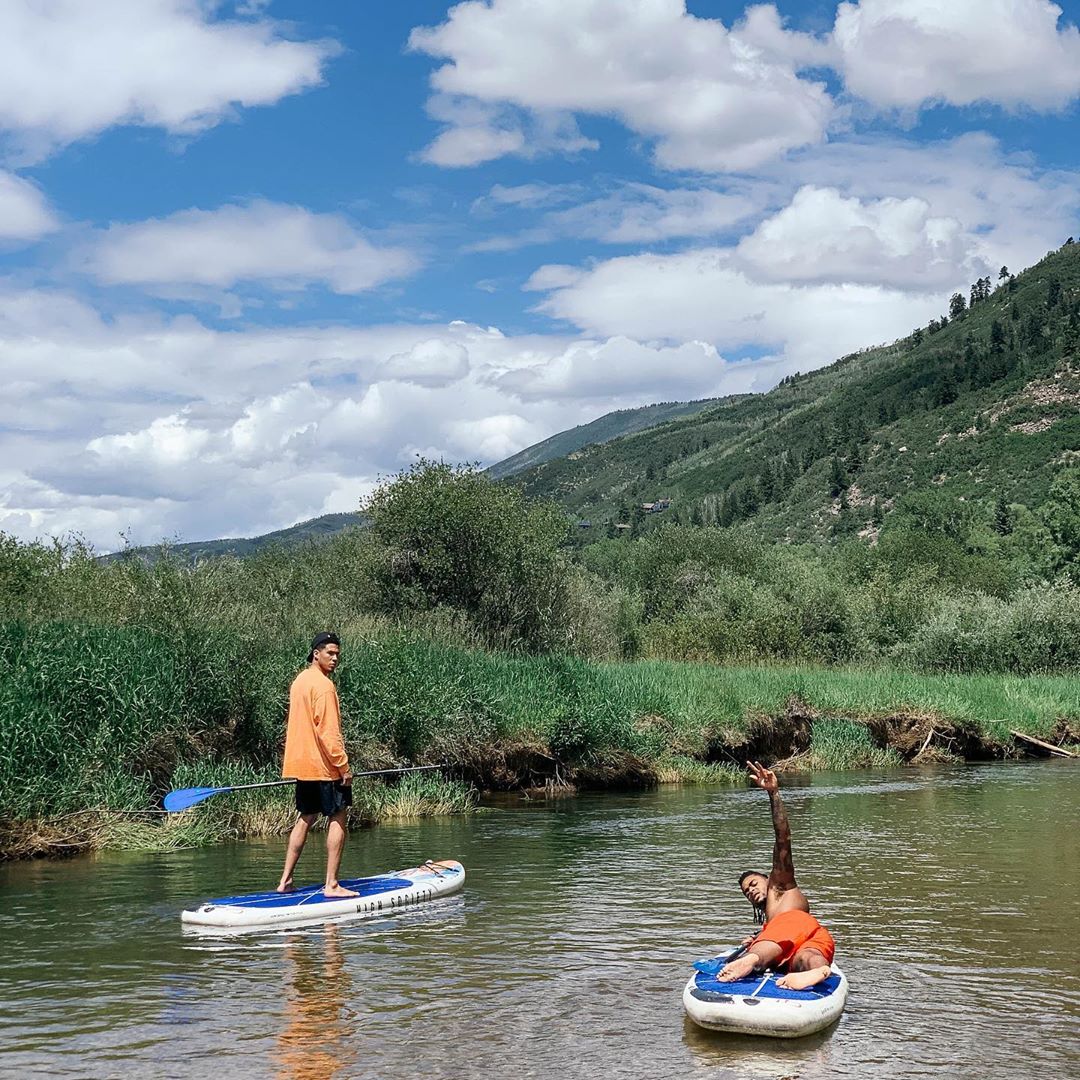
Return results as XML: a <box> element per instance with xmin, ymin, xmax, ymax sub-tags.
<box><xmin>828</xmin><ymin>455</ymin><xmax>848</xmax><ymax>497</ymax></box>
<box><xmin>993</xmin><ymin>496</ymin><xmax>1014</xmax><ymax>536</ymax></box>
<box><xmin>949</xmin><ymin>292</ymin><xmax>967</xmax><ymax>319</ymax></box>
<box><xmin>990</xmin><ymin>319</ymin><xmax>1007</xmax><ymax>354</ymax></box>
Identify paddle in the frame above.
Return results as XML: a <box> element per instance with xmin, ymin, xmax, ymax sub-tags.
<box><xmin>163</xmin><ymin>764</ymin><xmax>447</xmax><ymax>813</ymax></box>
<box><xmin>692</xmin><ymin>940</ymin><xmax>755</xmax><ymax>976</ymax></box>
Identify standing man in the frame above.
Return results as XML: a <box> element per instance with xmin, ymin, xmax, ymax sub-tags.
<box><xmin>276</xmin><ymin>632</ymin><xmax>358</xmax><ymax>898</ymax></box>
<box><xmin>718</xmin><ymin>761</ymin><xmax>836</xmax><ymax>990</ymax></box>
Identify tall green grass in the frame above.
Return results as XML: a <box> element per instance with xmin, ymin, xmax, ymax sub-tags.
<box><xmin>4</xmin><ymin>618</ymin><xmax>1079</xmax><ymax>854</ymax></box>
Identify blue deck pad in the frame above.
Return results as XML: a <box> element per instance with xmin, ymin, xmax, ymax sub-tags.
<box><xmin>207</xmin><ymin>876</ymin><xmax>414</xmax><ymax>909</ymax></box>
<box><xmin>693</xmin><ymin>969</ymin><xmax>843</xmax><ymax>1002</ymax></box>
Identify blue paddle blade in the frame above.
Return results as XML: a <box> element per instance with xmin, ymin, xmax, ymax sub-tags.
<box><xmin>164</xmin><ymin>786</ymin><xmax>228</xmax><ymax>812</ymax></box>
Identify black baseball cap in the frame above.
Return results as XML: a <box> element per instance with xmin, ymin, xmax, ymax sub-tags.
<box><xmin>307</xmin><ymin>631</ymin><xmax>340</xmax><ymax>663</ymax></box>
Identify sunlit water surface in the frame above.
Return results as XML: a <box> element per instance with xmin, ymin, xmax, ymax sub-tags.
<box><xmin>1</xmin><ymin>762</ymin><xmax>1077</xmax><ymax>1079</ymax></box>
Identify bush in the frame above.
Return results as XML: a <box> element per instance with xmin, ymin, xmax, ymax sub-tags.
<box><xmin>365</xmin><ymin>460</ymin><xmax>574</xmax><ymax>651</ymax></box>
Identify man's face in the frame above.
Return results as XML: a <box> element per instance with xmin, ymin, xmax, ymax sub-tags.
<box><xmin>314</xmin><ymin>644</ymin><xmax>340</xmax><ymax>675</ymax></box>
<box><xmin>740</xmin><ymin>873</ymin><xmax>768</xmax><ymax>905</ymax></box>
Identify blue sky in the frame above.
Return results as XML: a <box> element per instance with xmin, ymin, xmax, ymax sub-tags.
<box><xmin>2</xmin><ymin>0</ymin><xmax>1080</xmax><ymax>548</ymax></box>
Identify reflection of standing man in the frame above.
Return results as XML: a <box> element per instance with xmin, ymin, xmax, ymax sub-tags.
<box><xmin>275</xmin><ymin>632</ymin><xmax>358</xmax><ymax>898</ymax></box>
<box><xmin>277</xmin><ymin>925</ymin><xmax>354</xmax><ymax>1080</ymax></box>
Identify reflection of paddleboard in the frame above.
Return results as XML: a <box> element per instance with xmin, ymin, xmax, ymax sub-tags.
<box><xmin>181</xmin><ymin>859</ymin><xmax>465</xmax><ymax>928</ymax></box>
<box><xmin>683</xmin><ymin>948</ymin><xmax>848</xmax><ymax>1038</ymax></box>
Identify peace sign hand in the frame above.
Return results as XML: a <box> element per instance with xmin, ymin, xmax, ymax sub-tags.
<box><xmin>747</xmin><ymin>760</ymin><xmax>779</xmax><ymax>793</ymax></box>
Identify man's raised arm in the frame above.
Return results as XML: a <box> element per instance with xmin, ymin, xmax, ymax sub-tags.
<box><xmin>748</xmin><ymin>760</ymin><xmax>797</xmax><ymax>891</ymax></box>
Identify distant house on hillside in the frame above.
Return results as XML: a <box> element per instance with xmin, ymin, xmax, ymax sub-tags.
<box><xmin>577</xmin><ymin>520</ymin><xmax>592</xmax><ymax>528</ymax></box>
<box><xmin>642</xmin><ymin>497</ymin><xmax>672</xmax><ymax>513</ymax></box>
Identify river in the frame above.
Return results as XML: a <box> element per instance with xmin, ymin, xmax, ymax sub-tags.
<box><xmin>1</xmin><ymin>762</ymin><xmax>1077</xmax><ymax>1079</ymax></box>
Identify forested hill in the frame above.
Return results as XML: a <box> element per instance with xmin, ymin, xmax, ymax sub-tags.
<box><xmin>512</xmin><ymin>240</ymin><xmax>1080</xmax><ymax>543</ymax></box>
<box><xmin>485</xmin><ymin>398</ymin><xmax>724</xmax><ymax>479</ymax></box>
<box><xmin>101</xmin><ymin>511</ymin><xmax>365</xmax><ymax>563</ymax></box>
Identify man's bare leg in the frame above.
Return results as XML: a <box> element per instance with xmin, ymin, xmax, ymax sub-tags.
<box><xmin>776</xmin><ymin>948</ymin><xmax>832</xmax><ymax>990</ymax></box>
<box><xmin>323</xmin><ymin>809</ymin><xmax>359</xmax><ymax>898</ymax></box>
<box><xmin>277</xmin><ymin>813</ymin><xmax>317</xmax><ymax>892</ymax></box>
<box><xmin>718</xmin><ymin>940</ymin><xmax>783</xmax><ymax>981</ymax></box>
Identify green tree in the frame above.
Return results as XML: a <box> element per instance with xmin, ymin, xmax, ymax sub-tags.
<box><xmin>365</xmin><ymin>459</ymin><xmax>571</xmax><ymax>650</ymax></box>
<box><xmin>949</xmin><ymin>291</ymin><xmax>967</xmax><ymax>319</ymax></box>
<box><xmin>993</xmin><ymin>496</ymin><xmax>1014</xmax><ymax>536</ymax></box>
<box><xmin>1042</xmin><ymin>469</ymin><xmax>1080</xmax><ymax>577</ymax></box>
<box><xmin>828</xmin><ymin>455</ymin><xmax>848</xmax><ymax>497</ymax></box>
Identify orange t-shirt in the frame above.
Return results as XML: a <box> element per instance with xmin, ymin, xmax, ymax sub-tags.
<box><xmin>281</xmin><ymin>666</ymin><xmax>349</xmax><ymax>781</ymax></box>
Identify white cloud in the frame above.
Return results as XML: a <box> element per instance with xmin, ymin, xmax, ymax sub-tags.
<box><xmin>0</xmin><ymin>170</ymin><xmax>57</xmax><ymax>241</ymax></box>
<box><xmin>409</xmin><ymin>0</ymin><xmax>833</xmax><ymax>171</ymax></box>
<box><xmin>495</xmin><ymin>337</ymin><xmax>733</xmax><ymax>401</ymax></box>
<box><xmin>780</xmin><ymin>134</ymin><xmax>1080</xmax><ymax>279</ymax></box>
<box><xmin>77</xmin><ymin>200</ymin><xmax>419</xmax><ymax>294</ymax></box>
<box><xmin>0</xmin><ymin>291</ymin><xmax>765</xmax><ymax>548</ymax></box>
<box><xmin>736</xmin><ymin>185</ymin><xmax>978</xmax><ymax>288</ymax></box>
<box><xmin>380</xmin><ymin>339</ymin><xmax>470</xmax><ymax>387</ymax></box>
<box><xmin>471</xmin><ymin>182</ymin><xmax>581</xmax><ymax>212</ymax></box>
<box><xmin>833</xmin><ymin>0</ymin><xmax>1080</xmax><ymax>110</ymax></box>
<box><xmin>736</xmin><ymin>4</ymin><xmax>838</xmax><ymax>69</ymax></box>
<box><xmin>472</xmin><ymin>182</ymin><xmax>763</xmax><ymax>251</ymax></box>
<box><xmin>443</xmin><ymin>414</ymin><xmax>542</xmax><ymax>461</ymax></box>
<box><xmin>531</xmin><ymin>248</ymin><xmax>942</xmax><ymax>369</ymax></box>
<box><xmin>0</xmin><ymin>0</ymin><xmax>337</xmax><ymax>160</ymax></box>
<box><xmin>418</xmin><ymin>94</ymin><xmax>596</xmax><ymax>167</ymax></box>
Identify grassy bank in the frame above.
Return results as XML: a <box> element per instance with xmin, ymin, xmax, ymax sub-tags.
<box><xmin>2</xmin><ymin>622</ymin><xmax>1077</xmax><ymax>858</ymax></box>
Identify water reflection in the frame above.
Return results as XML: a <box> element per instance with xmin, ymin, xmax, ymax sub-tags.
<box><xmin>682</xmin><ymin>1015</ymin><xmax>838</xmax><ymax>1078</ymax></box>
<box><xmin>0</xmin><ymin>763</ymin><xmax>1078</xmax><ymax>1080</ymax></box>
<box><xmin>276</xmin><ymin>926</ymin><xmax>355</xmax><ymax>1080</ymax></box>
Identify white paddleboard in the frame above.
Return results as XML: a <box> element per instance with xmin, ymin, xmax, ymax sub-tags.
<box><xmin>683</xmin><ymin>949</ymin><xmax>848</xmax><ymax>1038</ymax></box>
<box><xmin>181</xmin><ymin>859</ymin><xmax>465</xmax><ymax>929</ymax></box>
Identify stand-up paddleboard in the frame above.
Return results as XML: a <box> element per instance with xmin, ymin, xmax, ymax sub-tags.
<box><xmin>683</xmin><ymin>949</ymin><xmax>848</xmax><ymax>1038</ymax></box>
<box><xmin>181</xmin><ymin>859</ymin><xmax>465</xmax><ymax>929</ymax></box>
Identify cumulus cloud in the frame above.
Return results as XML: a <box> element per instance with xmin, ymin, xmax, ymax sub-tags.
<box><xmin>0</xmin><ymin>0</ymin><xmax>337</xmax><ymax>160</ymax></box>
<box><xmin>380</xmin><ymin>339</ymin><xmax>471</xmax><ymax>387</ymax></box>
<box><xmin>781</xmin><ymin>134</ymin><xmax>1080</xmax><ymax>279</ymax></box>
<box><xmin>0</xmin><ymin>170</ymin><xmax>57</xmax><ymax>241</ymax></box>
<box><xmin>833</xmin><ymin>0</ymin><xmax>1080</xmax><ymax>110</ymax></box>
<box><xmin>737</xmin><ymin>185</ymin><xmax>978</xmax><ymax>288</ymax></box>
<box><xmin>0</xmin><ymin>291</ymin><xmax>763</xmax><ymax>548</ymax></box>
<box><xmin>495</xmin><ymin>337</ymin><xmax>732</xmax><ymax>401</ymax></box>
<box><xmin>77</xmin><ymin>200</ymin><xmax>419</xmax><ymax>295</ymax></box>
<box><xmin>409</xmin><ymin>0</ymin><xmax>833</xmax><ymax>171</ymax></box>
<box><xmin>531</xmin><ymin>248</ymin><xmax>942</xmax><ymax>369</ymax></box>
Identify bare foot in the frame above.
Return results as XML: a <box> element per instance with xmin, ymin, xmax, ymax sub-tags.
<box><xmin>275</xmin><ymin>879</ymin><xmax>294</xmax><ymax>894</ymax></box>
<box><xmin>323</xmin><ymin>884</ymin><xmax>359</xmax><ymax>898</ymax></box>
<box><xmin>776</xmin><ymin>965</ymin><xmax>831</xmax><ymax>990</ymax></box>
<box><xmin>717</xmin><ymin>953</ymin><xmax>761</xmax><ymax>981</ymax></box>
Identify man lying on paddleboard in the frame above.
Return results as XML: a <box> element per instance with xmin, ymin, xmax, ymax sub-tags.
<box><xmin>275</xmin><ymin>631</ymin><xmax>359</xmax><ymax>899</ymax></box>
<box><xmin>717</xmin><ymin>761</ymin><xmax>836</xmax><ymax>991</ymax></box>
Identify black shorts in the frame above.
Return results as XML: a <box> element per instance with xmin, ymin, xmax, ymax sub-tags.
<box><xmin>295</xmin><ymin>779</ymin><xmax>352</xmax><ymax>817</ymax></box>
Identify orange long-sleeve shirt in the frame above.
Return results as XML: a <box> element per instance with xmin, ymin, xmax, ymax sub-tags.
<box><xmin>282</xmin><ymin>665</ymin><xmax>349</xmax><ymax>781</ymax></box>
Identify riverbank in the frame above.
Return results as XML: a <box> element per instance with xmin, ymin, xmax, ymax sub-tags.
<box><xmin>2</xmin><ymin>625</ymin><xmax>1077</xmax><ymax>858</ymax></box>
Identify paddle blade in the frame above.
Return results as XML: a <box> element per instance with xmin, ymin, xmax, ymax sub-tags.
<box><xmin>164</xmin><ymin>786</ymin><xmax>228</xmax><ymax>812</ymax></box>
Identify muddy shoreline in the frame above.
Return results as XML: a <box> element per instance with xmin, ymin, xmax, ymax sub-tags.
<box><xmin>6</xmin><ymin>703</ymin><xmax>1074</xmax><ymax>861</ymax></box>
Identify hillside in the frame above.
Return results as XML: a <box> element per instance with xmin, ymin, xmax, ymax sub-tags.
<box><xmin>104</xmin><ymin>511</ymin><xmax>366</xmax><ymax>563</ymax></box>
<box><xmin>107</xmin><ymin>400</ymin><xmax>722</xmax><ymax>558</ymax></box>
<box><xmin>485</xmin><ymin>398</ymin><xmax>722</xmax><ymax>479</ymax></box>
<box><xmin>513</xmin><ymin>240</ymin><xmax>1080</xmax><ymax>543</ymax></box>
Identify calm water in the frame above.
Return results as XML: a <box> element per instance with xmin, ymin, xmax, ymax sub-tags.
<box><xmin>1</xmin><ymin>762</ymin><xmax>1077</xmax><ymax>1080</ymax></box>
